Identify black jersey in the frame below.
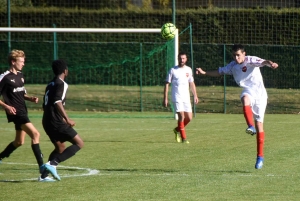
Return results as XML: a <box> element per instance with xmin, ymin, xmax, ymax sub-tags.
<box><xmin>0</xmin><ymin>70</ymin><xmax>27</xmax><ymax>116</ymax></box>
<box><xmin>42</xmin><ymin>77</ymin><xmax>68</xmax><ymax>130</ymax></box>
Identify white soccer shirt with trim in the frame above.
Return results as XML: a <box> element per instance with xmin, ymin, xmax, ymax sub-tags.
<box><xmin>166</xmin><ymin>65</ymin><xmax>194</xmax><ymax>103</ymax></box>
<box><xmin>218</xmin><ymin>55</ymin><xmax>268</xmax><ymax>99</ymax></box>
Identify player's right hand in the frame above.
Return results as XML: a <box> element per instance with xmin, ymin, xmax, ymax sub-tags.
<box><xmin>65</xmin><ymin>118</ymin><xmax>76</xmax><ymax>127</ymax></box>
<box><xmin>162</xmin><ymin>100</ymin><xmax>168</xmax><ymax>107</ymax></box>
<box><xmin>5</xmin><ymin>106</ymin><xmax>16</xmax><ymax>115</ymax></box>
<box><xmin>196</xmin><ymin>68</ymin><xmax>206</xmax><ymax>75</ymax></box>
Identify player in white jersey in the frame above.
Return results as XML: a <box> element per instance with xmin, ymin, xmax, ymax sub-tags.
<box><xmin>163</xmin><ymin>53</ymin><xmax>198</xmax><ymax>144</ymax></box>
<box><xmin>196</xmin><ymin>44</ymin><xmax>278</xmax><ymax>169</ymax></box>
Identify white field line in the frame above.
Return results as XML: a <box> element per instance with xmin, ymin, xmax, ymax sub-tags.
<box><xmin>0</xmin><ymin>162</ymin><xmax>99</xmax><ymax>181</ymax></box>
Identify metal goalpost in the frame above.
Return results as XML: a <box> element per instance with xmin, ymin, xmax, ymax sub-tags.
<box><xmin>0</xmin><ymin>27</ymin><xmax>179</xmax><ymax>118</ymax></box>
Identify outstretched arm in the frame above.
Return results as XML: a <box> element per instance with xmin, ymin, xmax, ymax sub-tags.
<box><xmin>262</xmin><ymin>60</ymin><xmax>278</xmax><ymax>69</ymax></box>
<box><xmin>195</xmin><ymin>68</ymin><xmax>221</xmax><ymax>76</ymax></box>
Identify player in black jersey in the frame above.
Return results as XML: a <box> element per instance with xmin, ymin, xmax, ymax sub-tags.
<box><xmin>0</xmin><ymin>49</ymin><xmax>45</xmax><ymax>179</ymax></box>
<box><xmin>40</xmin><ymin>59</ymin><xmax>84</xmax><ymax>181</ymax></box>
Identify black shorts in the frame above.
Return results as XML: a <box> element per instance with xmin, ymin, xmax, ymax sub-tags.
<box><xmin>44</xmin><ymin>125</ymin><xmax>77</xmax><ymax>143</ymax></box>
<box><xmin>8</xmin><ymin>115</ymin><xmax>31</xmax><ymax>131</ymax></box>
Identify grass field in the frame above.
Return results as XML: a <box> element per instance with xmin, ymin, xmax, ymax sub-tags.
<box><xmin>23</xmin><ymin>84</ymin><xmax>300</xmax><ymax>114</ymax></box>
<box><xmin>0</xmin><ymin>111</ymin><xmax>299</xmax><ymax>200</ymax></box>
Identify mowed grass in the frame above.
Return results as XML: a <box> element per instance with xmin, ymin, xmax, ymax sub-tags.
<box><xmin>23</xmin><ymin>84</ymin><xmax>300</xmax><ymax>114</ymax></box>
<box><xmin>0</xmin><ymin>111</ymin><xmax>300</xmax><ymax>201</ymax></box>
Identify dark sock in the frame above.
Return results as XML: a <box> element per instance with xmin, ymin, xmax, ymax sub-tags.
<box><xmin>31</xmin><ymin>144</ymin><xmax>44</xmax><ymax>167</ymax></box>
<box><xmin>48</xmin><ymin>150</ymin><xmax>60</xmax><ymax>161</ymax></box>
<box><xmin>50</xmin><ymin>160</ymin><xmax>59</xmax><ymax>166</ymax></box>
<box><xmin>41</xmin><ymin>170</ymin><xmax>49</xmax><ymax>179</ymax></box>
<box><xmin>0</xmin><ymin>142</ymin><xmax>17</xmax><ymax>159</ymax></box>
<box><xmin>53</xmin><ymin>144</ymin><xmax>81</xmax><ymax>164</ymax></box>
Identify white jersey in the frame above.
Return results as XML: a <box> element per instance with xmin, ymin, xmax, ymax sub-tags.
<box><xmin>166</xmin><ymin>65</ymin><xmax>194</xmax><ymax>103</ymax></box>
<box><xmin>218</xmin><ymin>56</ymin><xmax>268</xmax><ymax>100</ymax></box>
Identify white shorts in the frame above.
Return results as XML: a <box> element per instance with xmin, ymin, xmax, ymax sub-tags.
<box><xmin>241</xmin><ymin>92</ymin><xmax>267</xmax><ymax>123</ymax></box>
<box><xmin>173</xmin><ymin>102</ymin><xmax>192</xmax><ymax>113</ymax></box>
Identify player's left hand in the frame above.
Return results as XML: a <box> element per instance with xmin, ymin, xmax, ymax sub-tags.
<box><xmin>194</xmin><ymin>96</ymin><xmax>199</xmax><ymax>104</ymax></box>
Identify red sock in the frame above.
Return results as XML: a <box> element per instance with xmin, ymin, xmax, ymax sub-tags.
<box><xmin>243</xmin><ymin>105</ymin><xmax>254</xmax><ymax>127</ymax></box>
<box><xmin>257</xmin><ymin>132</ymin><xmax>265</xmax><ymax>157</ymax></box>
<box><xmin>184</xmin><ymin>118</ymin><xmax>190</xmax><ymax>127</ymax></box>
<box><xmin>178</xmin><ymin>121</ymin><xmax>186</xmax><ymax>139</ymax></box>
<box><xmin>175</xmin><ymin>119</ymin><xmax>190</xmax><ymax>132</ymax></box>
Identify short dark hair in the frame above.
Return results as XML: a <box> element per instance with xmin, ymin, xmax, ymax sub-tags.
<box><xmin>52</xmin><ymin>59</ymin><xmax>67</xmax><ymax>76</ymax></box>
<box><xmin>178</xmin><ymin>52</ymin><xmax>187</xmax><ymax>57</ymax></box>
<box><xmin>232</xmin><ymin>44</ymin><xmax>245</xmax><ymax>52</ymax></box>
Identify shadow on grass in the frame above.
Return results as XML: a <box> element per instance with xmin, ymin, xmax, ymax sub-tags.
<box><xmin>204</xmin><ymin>170</ymin><xmax>251</xmax><ymax>174</ymax></box>
<box><xmin>98</xmin><ymin>168</ymin><xmax>178</xmax><ymax>173</ymax></box>
<box><xmin>83</xmin><ymin>140</ymin><xmax>178</xmax><ymax>144</ymax></box>
<box><xmin>0</xmin><ymin>180</ymin><xmax>36</xmax><ymax>183</ymax></box>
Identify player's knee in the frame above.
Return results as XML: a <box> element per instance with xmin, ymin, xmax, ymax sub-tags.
<box><xmin>56</xmin><ymin>148</ymin><xmax>65</xmax><ymax>154</ymax></box>
<box><xmin>13</xmin><ymin>140</ymin><xmax>24</xmax><ymax>147</ymax></box>
<box><xmin>73</xmin><ymin>135</ymin><xmax>84</xmax><ymax>148</ymax></box>
<box><xmin>35</xmin><ymin>131</ymin><xmax>40</xmax><ymax>137</ymax></box>
<box><xmin>241</xmin><ymin>96</ymin><xmax>251</xmax><ymax>105</ymax></box>
<box><xmin>184</xmin><ymin>115</ymin><xmax>192</xmax><ymax>123</ymax></box>
<box><xmin>77</xmin><ymin>141</ymin><xmax>84</xmax><ymax>149</ymax></box>
<box><xmin>30</xmin><ymin>131</ymin><xmax>41</xmax><ymax>144</ymax></box>
<box><xmin>54</xmin><ymin>142</ymin><xmax>66</xmax><ymax>153</ymax></box>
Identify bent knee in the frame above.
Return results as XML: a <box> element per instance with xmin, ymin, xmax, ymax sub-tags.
<box><xmin>76</xmin><ymin>141</ymin><xmax>84</xmax><ymax>149</ymax></box>
<box><xmin>31</xmin><ymin>131</ymin><xmax>40</xmax><ymax>139</ymax></box>
<box><xmin>78</xmin><ymin>141</ymin><xmax>84</xmax><ymax>149</ymax></box>
<box><xmin>30</xmin><ymin>131</ymin><xmax>41</xmax><ymax>144</ymax></box>
<box><xmin>73</xmin><ymin>135</ymin><xmax>84</xmax><ymax>149</ymax></box>
<box><xmin>13</xmin><ymin>141</ymin><xmax>24</xmax><ymax>147</ymax></box>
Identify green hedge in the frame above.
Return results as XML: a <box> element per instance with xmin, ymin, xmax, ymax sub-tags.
<box><xmin>1</xmin><ymin>8</ymin><xmax>300</xmax><ymax>44</ymax></box>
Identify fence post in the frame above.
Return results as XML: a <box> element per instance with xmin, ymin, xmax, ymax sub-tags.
<box><xmin>223</xmin><ymin>44</ymin><xmax>227</xmax><ymax>114</ymax></box>
<box><xmin>53</xmin><ymin>24</ymin><xmax>58</xmax><ymax>60</ymax></box>
<box><xmin>7</xmin><ymin>0</ymin><xmax>11</xmax><ymax>53</ymax></box>
<box><xmin>189</xmin><ymin>23</ymin><xmax>196</xmax><ymax>117</ymax></box>
<box><xmin>172</xmin><ymin>0</ymin><xmax>176</xmax><ymax>25</ymax></box>
<box><xmin>140</xmin><ymin>43</ymin><xmax>143</xmax><ymax>112</ymax></box>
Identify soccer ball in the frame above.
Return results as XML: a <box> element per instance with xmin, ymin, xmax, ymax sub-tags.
<box><xmin>161</xmin><ymin>23</ymin><xmax>176</xmax><ymax>40</ymax></box>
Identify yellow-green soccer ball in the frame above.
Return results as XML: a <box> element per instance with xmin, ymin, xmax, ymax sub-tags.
<box><xmin>161</xmin><ymin>23</ymin><xmax>176</xmax><ymax>40</ymax></box>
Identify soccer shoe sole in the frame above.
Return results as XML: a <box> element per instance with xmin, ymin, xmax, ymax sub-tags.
<box><xmin>245</xmin><ymin>128</ymin><xmax>256</xmax><ymax>136</ymax></box>
<box><xmin>38</xmin><ymin>176</ymin><xmax>56</xmax><ymax>182</ymax></box>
